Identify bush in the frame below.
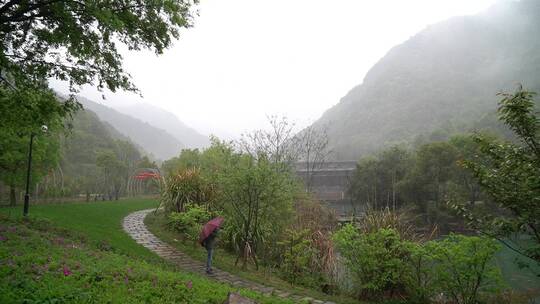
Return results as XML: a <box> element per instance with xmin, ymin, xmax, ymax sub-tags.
<box><xmin>405</xmin><ymin>243</ymin><xmax>437</xmax><ymax>303</ymax></box>
<box><xmin>278</xmin><ymin>229</ymin><xmax>326</xmax><ymax>289</ymax></box>
<box><xmin>168</xmin><ymin>204</ymin><xmax>214</xmax><ymax>242</ymax></box>
<box><xmin>359</xmin><ymin>207</ymin><xmax>437</xmax><ymax>242</ymax></box>
<box><xmin>161</xmin><ymin>168</ymin><xmax>215</xmax><ymax>213</ymax></box>
<box><xmin>423</xmin><ymin>234</ymin><xmax>503</xmax><ymax>304</ymax></box>
<box><xmin>333</xmin><ymin>225</ymin><xmax>412</xmax><ymax>300</ymax></box>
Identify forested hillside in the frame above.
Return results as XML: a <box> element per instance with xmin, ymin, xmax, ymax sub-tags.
<box><xmin>56</xmin><ymin>109</ymin><xmax>142</xmax><ymax>199</ymax></box>
<box><xmin>114</xmin><ymin>103</ymin><xmax>210</xmax><ymax>149</ymax></box>
<box><xmin>77</xmin><ymin>96</ymin><xmax>185</xmax><ymax>160</ymax></box>
<box><xmin>313</xmin><ymin>0</ymin><xmax>540</xmax><ymax>160</ymax></box>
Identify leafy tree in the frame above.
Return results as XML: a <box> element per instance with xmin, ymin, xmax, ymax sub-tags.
<box><xmin>161</xmin><ymin>149</ymin><xmax>201</xmax><ymax>176</ymax></box>
<box><xmin>449</xmin><ymin>135</ymin><xmax>482</xmax><ymax>204</ymax></box>
<box><xmin>0</xmin><ymin>0</ymin><xmax>198</xmax><ymax>93</ymax></box>
<box><xmin>96</xmin><ymin>150</ymin><xmax>126</xmax><ymax>200</ymax></box>
<box><xmin>219</xmin><ymin>154</ymin><xmax>296</xmax><ymax>269</ymax></box>
<box><xmin>455</xmin><ymin>88</ymin><xmax>540</xmax><ymax>264</ymax></box>
<box><xmin>414</xmin><ymin>142</ymin><xmax>459</xmax><ymax>205</ymax></box>
<box><xmin>137</xmin><ymin>156</ymin><xmax>157</xmax><ymax>169</ymax></box>
<box><xmin>0</xmin><ymin>85</ymin><xmax>65</xmax><ymax>205</ymax></box>
<box><xmin>423</xmin><ymin>235</ymin><xmax>503</xmax><ymax>304</ymax></box>
<box><xmin>398</xmin><ymin>142</ymin><xmax>459</xmax><ymax>221</ymax></box>
<box><xmin>1</xmin><ymin>0</ymin><xmax>196</xmax><ymax>202</ymax></box>
<box><xmin>349</xmin><ymin>157</ymin><xmax>380</xmax><ymax>209</ymax></box>
<box><xmin>349</xmin><ymin>146</ymin><xmax>410</xmax><ymax>211</ymax></box>
<box><xmin>377</xmin><ymin>146</ymin><xmax>410</xmax><ymax>210</ymax></box>
<box><xmin>0</xmin><ymin>131</ymin><xmax>59</xmax><ymax>205</ymax></box>
<box><xmin>51</xmin><ymin>109</ymin><xmax>142</xmax><ymax>201</ymax></box>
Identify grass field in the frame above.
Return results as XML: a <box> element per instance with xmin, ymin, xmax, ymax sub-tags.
<box><xmin>0</xmin><ymin>198</ymin><xmax>159</xmax><ymax>260</ymax></box>
<box><xmin>0</xmin><ymin>198</ymin><xmax>297</xmax><ymax>303</ymax></box>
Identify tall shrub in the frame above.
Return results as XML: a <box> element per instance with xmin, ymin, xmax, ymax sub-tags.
<box><xmin>161</xmin><ymin>168</ymin><xmax>215</xmax><ymax>213</ymax></box>
<box><xmin>219</xmin><ymin>155</ymin><xmax>296</xmax><ymax>269</ymax></box>
<box><xmin>333</xmin><ymin>225</ymin><xmax>412</xmax><ymax>300</ymax></box>
<box><xmin>168</xmin><ymin>203</ymin><xmax>214</xmax><ymax>242</ymax></box>
<box><xmin>424</xmin><ymin>234</ymin><xmax>503</xmax><ymax>304</ymax></box>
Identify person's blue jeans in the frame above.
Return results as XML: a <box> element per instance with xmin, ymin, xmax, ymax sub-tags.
<box><xmin>206</xmin><ymin>248</ymin><xmax>213</xmax><ymax>272</ymax></box>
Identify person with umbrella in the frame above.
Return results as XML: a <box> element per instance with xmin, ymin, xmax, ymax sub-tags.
<box><xmin>199</xmin><ymin>217</ymin><xmax>223</xmax><ymax>275</ymax></box>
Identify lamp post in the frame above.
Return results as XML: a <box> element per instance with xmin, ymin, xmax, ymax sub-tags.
<box><xmin>23</xmin><ymin>125</ymin><xmax>48</xmax><ymax>217</ymax></box>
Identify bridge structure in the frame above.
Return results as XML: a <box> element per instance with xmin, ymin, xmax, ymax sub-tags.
<box><xmin>294</xmin><ymin>161</ymin><xmax>360</xmax><ymax>216</ymax></box>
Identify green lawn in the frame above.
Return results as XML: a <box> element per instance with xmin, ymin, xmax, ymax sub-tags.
<box><xmin>0</xmin><ymin>198</ymin><xmax>159</xmax><ymax>260</ymax></box>
<box><xmin>145</xmin><ymin>211</ymin><xmax>360</xmax><ymax>304</ymax></box>
<box><xmin>0</xmin><ymin>213</ymin><xmax>294</xmax><ymax>303</ymax></box>
<box><xmin>0</xmin><ymin>198</ymin><xmax>296</xmax><ymax>303</ymax></box>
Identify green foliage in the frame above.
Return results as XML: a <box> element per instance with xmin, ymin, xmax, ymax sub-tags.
<box><xmin>1</xmin><ymin>0</ymin><xmax>198</xmax><ymax>201</ymax></box>
<box><xmin>168</xmin><ymin>204</ymin><xmax>213</xmax><ymax>242</ymax></box>
<box><xmin>423</xmin><ymin>235</ymin><xmax>503</xmax><ymax>304</ymax></box>
<box><xmin>333</xmin><ymin>223</ymin><xmax>504</xmax><ymax>303</ymax></box>
<box><xmin>219</xmin><ymin>155</ymin><xmax>296</xmax><ymax>268</ymax></box>
<box><xmin>349</xmin><ymin>141</ymin><xmax>478</xmax><ymax>228</ymax></box>
<box><xmin>278</xmin><ymin>229</ymin><xmax>325</xmax><ymax>289</ymax></box>
<box><xmin>0</xmin><ymin>84</ymin><xmax>73</xmax><ymax>204</ymax></box>
<box><xmin>405</xmin><ymin>243</ymin><xmax>437</xmax><ymax>303</ymax></box>
<box><xmin>333</xmin><ymin>226</ymin><xmax>411</xmax><ymax>300</ymax></box>
<box><xmin>54</xmin><ymin>109</ymin><xmax>142</xmax><ymax>201</ymax></box>
<box><xmin>0</xmin><ymin>0</ymin><xmax>198</xmax><ymax>93</ymax></box>
<box><xmin>457</xmin><ymin>88</ymin><xmax>540</xmax><ymax>264</ymax></box>
<box><xmin>349</xmin><ymin>146</ymin><xmax>411</xmax><ymax>211</ymax></box>
<box><xmin>162</xmin><ymin>168</ymin><xmax>215</xmax><ymax>213</ymax></box>
<box><xmin>162</xmin><ymin>139</ymin><xmax>298</xmax><ymax>268</ymax></box>
<box><xmin>358</xmin><ymin>207</ymin><xmax>423</xmax><ymax>241</ymax></box>
<box><xmin>96</xmin><ymin>150</ymin><xmax>128</xmax><ymax>200</ymax></box>
<box><xmin>0</xmin><ymin>215</ymin><xmax>292</xmax><ymax>304</ymax></box>
<box><xmin>404</xmin><ymin>142</ymin><xmax>459</xmax><ymax>214</ymax></box>
<box><xmin>162</xmin><ymin>149</ymin><xmax>202</xmax><ymax>177</ymax></box>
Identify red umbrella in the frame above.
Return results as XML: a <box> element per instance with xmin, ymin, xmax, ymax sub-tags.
<box><xmin>199</xmin><ymin>217</ymin><xmax>224</xmax><ymax>244</ymax></box>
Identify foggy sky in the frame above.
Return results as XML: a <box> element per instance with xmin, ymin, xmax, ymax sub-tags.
<box><xmin>51</xmin><ymin>0</ymin><xmax>499</xmax><ymax>139</ymax></box>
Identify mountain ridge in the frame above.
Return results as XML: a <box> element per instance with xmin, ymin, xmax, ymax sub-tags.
<box><xmin>311</xmin><ymin>0</ymin><xmax>540</xmax><ymax>160</ymax></box>
<box><xmin>76</xmin><ymin>96</ymin><xmax>185</xmax><ymax>160</ymax></box>
<box><xmin>113</xmin><ymin>103</ymin><xmax>210</xmax><ymax>149</ymax></box>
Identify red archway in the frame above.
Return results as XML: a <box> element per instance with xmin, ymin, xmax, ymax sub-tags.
<box><xmin>127</xmin><ymin>168</ymin><xmax>163</xmax><ymax>196</ymax></box>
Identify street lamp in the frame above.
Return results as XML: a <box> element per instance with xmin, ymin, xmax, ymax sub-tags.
<box><xmin>23</xmin><ymin>125</ymin><xmax>48</xmax><ymax>216</ymax></box>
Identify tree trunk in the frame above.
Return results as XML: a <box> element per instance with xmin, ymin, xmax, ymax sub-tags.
<box><xmin>9</xmin><ymin>185</ymin><xmax>16</xmax><ymax>206</ymax></box>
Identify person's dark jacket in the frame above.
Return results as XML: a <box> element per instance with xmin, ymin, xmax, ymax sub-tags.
<box><xmin>202</xmin><ymin>229</ymin><xmax>218</xmax><ymax>250</ymax></box>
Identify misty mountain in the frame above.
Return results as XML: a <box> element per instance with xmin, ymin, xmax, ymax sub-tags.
<box><xmin>312</xmin><ymin>0</ymin><xmax>540</xmax><ymax>160</ymax></box>
<box><xmin>113</xmin><ymin>103</ymin><xmax>210</xmax><ymax>149</ymax></box>
<box><xmin>76</xmin><ymin>96</ymin><xmax>185</xmax><ymax>160</ymax></box>
<box><xmin>60</xmin><ymin>109</ymin><xmax>142</xmax><ymax>187</ymax></box>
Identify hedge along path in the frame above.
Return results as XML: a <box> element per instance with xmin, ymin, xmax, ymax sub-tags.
<box><xmin>123</xmin><ymin>209</ymin><xmax>336</xmax><ymax>304</ymax></box>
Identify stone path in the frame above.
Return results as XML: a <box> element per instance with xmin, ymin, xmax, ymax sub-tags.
<box><xmin>122</xmin><ymin>209</ymin><xmax>335</xmax><ymax>304</ymax></box>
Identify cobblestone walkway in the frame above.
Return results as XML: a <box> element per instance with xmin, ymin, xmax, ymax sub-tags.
<box><xmin>123</xmin><ymin>209</ymin><xmax>335</xmax><ymax>304</ymax></box>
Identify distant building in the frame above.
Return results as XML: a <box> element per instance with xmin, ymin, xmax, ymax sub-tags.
<box><xmin>294</xmin><ymin>161</ymin><xmax>357</xmax><ymax>216</ymax></box>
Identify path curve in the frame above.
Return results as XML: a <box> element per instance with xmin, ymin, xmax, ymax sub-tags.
<box><xmin>122</xmin><ymin>209</ymin><xmax>335</xmax><ymax>304</ymax></box>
